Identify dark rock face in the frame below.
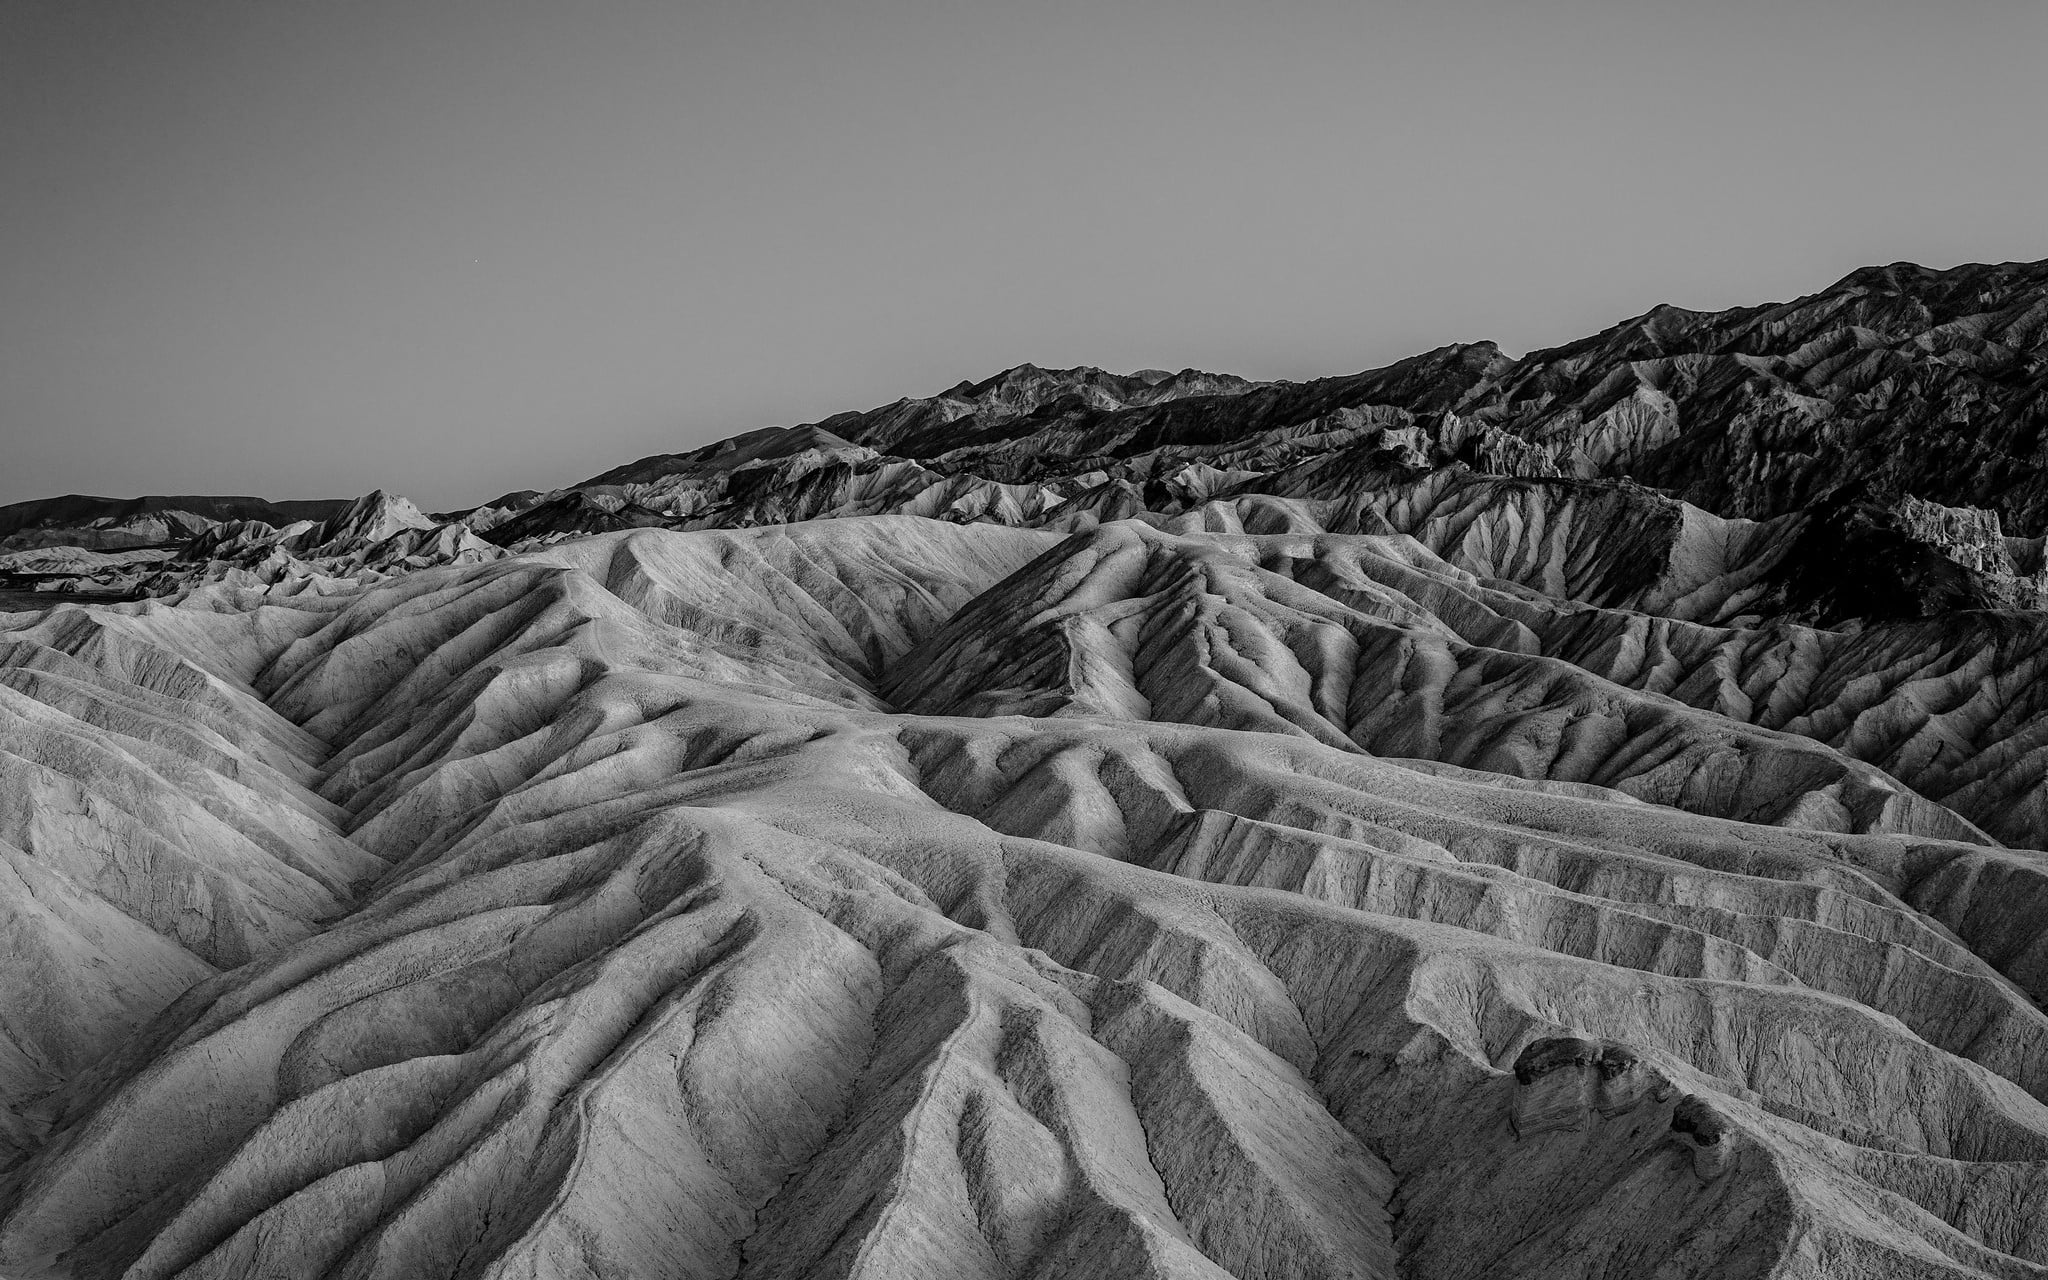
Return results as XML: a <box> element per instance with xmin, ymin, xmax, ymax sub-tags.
<box><xmin>1486</xmin><ymin>261</ymin><xmax>2048</xmax><ymax>524</ymax></box>
<box><xmin>1513</xmin><ymin>1037</ymin><xmax>1640</xmax><ymax>1086</ymax></box>
<box><xmin>1671</xmin><ymin>1095</ymin><xmax>1727</xmax><ymax>1147</ymax></box>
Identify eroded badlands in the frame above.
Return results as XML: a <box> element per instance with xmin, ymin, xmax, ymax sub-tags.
<box><xmin>0</xmin><ymin>514</ymin><xmax>2044</xmax><ymax>1278</ymax></box>
<box><xmin>5</xmin><ymin>259</ymin><xmax>2048</xmax><ymax>1278</ymax></box>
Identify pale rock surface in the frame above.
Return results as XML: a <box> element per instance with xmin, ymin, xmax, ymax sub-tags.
<box><xmin>2</xmin><ymin>513</ymin><xmax>2048</xmax><ymax>1277</ymax></box>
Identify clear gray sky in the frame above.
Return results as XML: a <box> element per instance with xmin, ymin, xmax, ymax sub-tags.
<box><xmin>4</xmin><ymin>0</ymin><xmax>2044</xmax><ymax>509</ymax></box>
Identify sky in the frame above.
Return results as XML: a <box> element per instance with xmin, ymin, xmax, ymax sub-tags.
<box><xmin>3</xmin><ymin>1</ymin><xmax>2045</xmax><ymax>511</ymax></box>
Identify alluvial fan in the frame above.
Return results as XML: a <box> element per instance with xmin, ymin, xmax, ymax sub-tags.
<box><xmin>5</xmin><ymin>259</ymin><xmax>2048</xmax><ymax>1279</ymax></box>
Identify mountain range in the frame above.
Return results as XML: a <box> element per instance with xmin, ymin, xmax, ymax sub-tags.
<box><xmin>3</xmin><ymin>258</ymin><xmax>2048</xmax><ymax>1278</ymax></box>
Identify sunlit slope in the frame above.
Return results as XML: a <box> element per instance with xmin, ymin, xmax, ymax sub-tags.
<box><xmin>3</xmin><ymin>518</ymin><xmax>2048</xmax><ymax>1279</ymax></box>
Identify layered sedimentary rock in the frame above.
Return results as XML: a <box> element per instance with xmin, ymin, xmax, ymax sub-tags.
<box><xmin>3</xmin><ymin>258</ymin><xmax>2048</xmax><ymax>1278</ymax></box>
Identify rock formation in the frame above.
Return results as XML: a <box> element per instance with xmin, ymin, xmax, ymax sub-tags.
<box><xmin>3</xmin><ymin>258</ymin><xmax>2048</xmax><ymax>1277</ymax></box>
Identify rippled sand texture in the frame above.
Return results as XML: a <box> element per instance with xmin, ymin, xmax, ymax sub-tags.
<box><xmin>0</xmin><ymin>514</ymin><xmax>2045</xmax><ymax>1279</ymax></box>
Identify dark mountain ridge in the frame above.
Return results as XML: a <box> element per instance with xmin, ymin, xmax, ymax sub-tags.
<box><xmin>789</xmin><ymin>257</ymin><xmax>2048</xmax><ymax>529</ymax></box>
<box><xmin>10</xmin><ymin>256</ymin><xmax>2048</xmax><ymax>624</ymax></box>
<box><xmin>0</xmin><ymin>493</ymin><xmax>351</xmax><ymax>536</ymax></box>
